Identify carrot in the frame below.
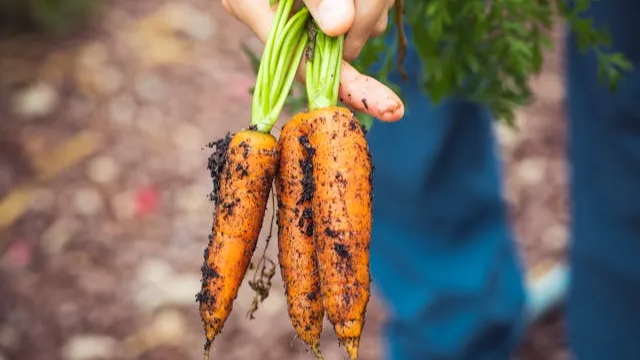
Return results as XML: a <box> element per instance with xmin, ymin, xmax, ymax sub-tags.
<box><xmin>304</xmin><ymin>25</ymin><xmax>373</xmax><ymax>360</ymax></box>
<box><xmin>276</xmin><ymin>114</ymin><xmax>325</xmax><ymax>359</ymax></box>
<box><xmin>306</xmin><ymin>107</ymin><xmax>372</xmax><ymax>360</ymax></box>
<box><xmin>197</xmin><ymin>130</ymin><xmax>279</xmax><ymax>351</ymax></box>
<box><xmin>196</xmin><ymin>1</ymin><xmax>310</xmax><ymax>358</ymax></box>
<box><xmin>277</xmin><ymin>24</ymin><xmax>373</xmax><ymax>360</ymax></box>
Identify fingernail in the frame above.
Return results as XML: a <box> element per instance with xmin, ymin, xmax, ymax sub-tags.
<box><xmin>316</xmin><ymin>0</ymin><xmax>353</xmax><ymax>36</ymax></box>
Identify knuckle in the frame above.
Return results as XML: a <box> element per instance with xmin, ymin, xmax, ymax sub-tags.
<box><xmin>372</xmin><ymin>16</ymin><xmax>388</xmax><ymax>36</ymax></box>
<box><xmin>344</xmin><ymin>42</ymin><xmax>364</xmax><ymax>62</ymax></box>
<box><xmin>221</xmin><ymin>0</ymin><xmax>234</xmax><ymax>15</ymax></box>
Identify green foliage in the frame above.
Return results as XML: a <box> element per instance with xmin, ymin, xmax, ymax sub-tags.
<box><xmin>353</xmin><ymin>0</ymin><xmax>633</xmax><ymax>126</ymax></box>
<box><xmin>243</xmin><ymin>0</ymin><xmax>633</xmax><ymax>130</ymax></box>
<box><xmin>0</xmin><ymin>0</ymin><xmax>99</xmax><ymax>35</ymax></box>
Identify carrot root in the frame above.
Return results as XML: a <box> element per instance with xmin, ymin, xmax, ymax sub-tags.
<box><xmin>197</xmin><ymin>130</ymin><xmax>279</xmax><ymax>356</ymax></box>
<box><xmin>277</xmin><ymin>107</ymin><xmax>372</xmax><ymax>360</ymax></box>
<box><xmin>276</xmin><ymin>114</ymin><xmax>325</xmax><ymax>354</ymax></box>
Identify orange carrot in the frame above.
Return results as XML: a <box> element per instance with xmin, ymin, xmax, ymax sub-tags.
<box><xmin>307</xmin><ymin>107</ymin><xmax>372</xmax><ymax>360</ymax></box>
<box><xmin>277</xmin><ymin>107</ymin><xmax>372</xmax><ymax>360</ymax></box>
<box><xmin>197</xmin><ymin>130</ymin><xmax>279</xmax><ymax>355</ymax></box>
<box><xmin>196</xmin><ymin>1</ymin><xmax>311</xmax><ymax>358</ymax></box>
<box><xmin>295</xmin><ymin>23</ymin><xmax>374</xmax><ymax>360</ymax></box>
<box><xmin>276</xmin><ymin>114</ymin><xmax>325</xmax><ymax>359</ymax></box>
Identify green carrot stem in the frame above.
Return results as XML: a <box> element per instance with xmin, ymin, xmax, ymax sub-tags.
<box><xmin>268</xmin><ymin>34</ymin><xmax>308</xmax><ymax>124</ymax></box>
<box><xmin>305</xmin><ymin>22</ymin><xmax>344</xmax><ymax>111</ymax></box>
<box><xmin>269</xmin><ymin>8</ymin><xmax>310</xmax><ymax>106</ymax></box>
<box><xmin>268</xmin><ymin>0</ymin><xmax>300</xmax><ymax>76</ymax></box>
<box><xmin>250</xmin><ymin>0</ymin><xmax>310</xmax><ymax>133</ymax></box>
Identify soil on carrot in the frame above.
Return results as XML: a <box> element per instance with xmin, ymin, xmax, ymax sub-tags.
<box><xmin>299</xmin><ymin>207</ymin><xmax>314</xmax><ymax>236</ymax></box>
<box><xmin>206</xmin><ymin>133</ymin><xmax>233</xmax><ymax>206</ymax></box>
<box><xmin>298</xmin><ymin>135</ymin><xmax>315</xmax><ymax>204</ymax></box>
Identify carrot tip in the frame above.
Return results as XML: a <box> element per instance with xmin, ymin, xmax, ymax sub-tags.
<box><xmin>311</xmin><ymin>345</ymin><xmax>324</xmax><ymax>360</ymax></box>
<box><xmin>203</xmin><ymin>345</ymin><xmax>211</xmax><ymax>360</ymax></box>
<box><xmin>343</xmin><ymin>338</ymin><xmax>359</xmax><ymax>360</ymax></box>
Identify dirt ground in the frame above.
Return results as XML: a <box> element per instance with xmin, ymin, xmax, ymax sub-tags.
<box><xmin>0</xmin><ymin>1</ymin><xmax>570</xmax><ymax>360</ymax></box>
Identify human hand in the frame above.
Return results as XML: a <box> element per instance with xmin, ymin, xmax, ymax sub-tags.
<box><xmin>221</xmin><ymin>0</ymin><xmax>404</xmax><ymax>122</ymax></box>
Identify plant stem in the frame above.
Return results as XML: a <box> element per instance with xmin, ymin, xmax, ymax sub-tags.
<box><xmin>305</xmin><ymin>22</ymin><xmax>344</xmax><ymax>111</ymax></box>
<box><xmin>250</xmin><ymin>1</ymin><xmax>310</xmax><ymax>133</ymax></box>
<box><xmin>269</xmin><ymin>9</ymin><xmax>310</xmax><ymax>106</ymax></box>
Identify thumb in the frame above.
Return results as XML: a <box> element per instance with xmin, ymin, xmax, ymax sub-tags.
<box><xmin>303</xmin><ymin>0</ymin><xmax>355</xmax><ymax>36</ymax></box>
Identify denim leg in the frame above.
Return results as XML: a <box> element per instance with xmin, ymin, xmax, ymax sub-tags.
<box><xmin>566</xmin><ymin>1</ymin><xmax>640</xmax><ymax>359</ymax></box>
<box><xmin>366</xmin><ymin>30</ymin><xmax>526</xmax><ymax>360</ymax></box>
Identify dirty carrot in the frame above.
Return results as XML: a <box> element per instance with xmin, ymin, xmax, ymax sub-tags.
<box><xmin>276</xmin><ymin>113</ymin><xmax>325</xmax><ymax>359</ymax></box>
<box><xmin>305</xmin><ymin>25</ymin><xmax>373</xmax><ymax>360</ymax></box>
<box><xmin>197</xmin><ymin>131</ymin><xmax>278</xmax><ymax>354</ymax></box>
<box><xmin>195</xmin><ymin>1</ymin><xmax>309</xmax><ymax>359</ymax></box>
<box><xmin>277</xmin><ymin>22</ymin><xmax>373</xmax><ymax>359</ymax></box>
<box><xmin>306</xmin><ymin>105</ymin><xmax>372</xmax><ymax>360</ymax></box>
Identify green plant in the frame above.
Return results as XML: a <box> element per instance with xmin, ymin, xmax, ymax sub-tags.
<box><xmin>353</xmin><ymin>0</ymin><xmax>633</xmax><ymax>127</ymax></box>
<box><xmin>242</xmin><ymin>0</ymin><xmax>633</xmax><ymax>129</ymax></box>
<box><xmin>0</xmin><ymin>0</ymin><xmax>99</xmax><ymax>35</ymax></box>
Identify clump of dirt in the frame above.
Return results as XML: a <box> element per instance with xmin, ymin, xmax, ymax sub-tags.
<box><xmin>298</xmin><ymin>135</ymin><xmax>315</xmax><ymax>204</ymax></box>
<box><xmin>206</xmin><ymin>133</ymin><xmax>233</xmax><ymax>205</ymax></box>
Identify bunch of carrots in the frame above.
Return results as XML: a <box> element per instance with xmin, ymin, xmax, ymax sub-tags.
<box><xmin>196</xmin><ymin>1</ymin><xmax>392</xmax><ymax>359</ymax></box>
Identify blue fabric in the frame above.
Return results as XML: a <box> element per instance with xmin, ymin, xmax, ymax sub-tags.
<box><xmin>566</xmin><ymin>1</ymin><xmax>640</xmax><ymax>359</ymax></box>
<box><xmin>366</xmin><ymin>29</ymin><xmax>526</xmax><ymax>359</ymax></box>
<box><xmin>367</xmin><ymin>1</ymin><xmax>640</xmax><ymax>358</ymax></box>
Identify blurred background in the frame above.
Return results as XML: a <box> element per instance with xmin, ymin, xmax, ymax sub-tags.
<box><xmin>0</xmin><ymin>1</ymin><xmax>569</xmax><ymax>359</ymax></box>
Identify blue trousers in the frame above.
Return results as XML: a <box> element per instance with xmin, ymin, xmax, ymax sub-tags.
<box><xmin>367</xmin><ymin>1</ymin><xmax>640</xmax><ymax>359</ymax></box>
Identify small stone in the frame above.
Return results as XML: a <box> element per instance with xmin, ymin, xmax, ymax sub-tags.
<box><xmin>94</xmin><ymin>65</ymin><xmax>124</xmax><ymax>96</ymax></box>
<box><xmin>136</xmin><ymin>106</ymin><xmax>165</xmax><ymax>137</ymax></box>
<box><xmin>76</xmin><ymin>42</ymin><xmax>110</xmax><ymax>69</ymax></box>
<box><xmin>536</xmin><ymin>72</ymin><xmax>565</xmax><ymax>103</ymax></box>
<box><xmin>541</xmin><ymin>224</ymin><xmax>568</xmax><ymax>252</ymax></box>
<box><xmin>61</xmin><ymin>335</ymin><xmax>118</xmax><ymax>360</ymax></box>
<box><xmin>174</xmin><ymin>183</ymin><xmax>208</xmax><ymax>212</ymax></box>
<box><xmin>73</xmin><ymin>188</ymin><xmax>104</xmax><ymax>216</ymax></box>
<box><xmin>111</xmin><ymin>191</ymin><xmax>137</xmax><ymax>220</ymax></box>
<box><xmin>57</xmin><ymin>302</ymin><xmax>80</xmax><ymax>328</ymax></box>
<box><xmin>516</xmin><ymin>157</ymin><xmax>546</xmax><ymax>186</ymax></box>
<box><xmin>108</xmin><ymin>95</ymin><xmax>137</xmax><ymax>127</ymax></box>
<box><xmin>66</xmin><ymin>95</ymin><xmax>95</xmax><ymax>121</ymax></box>
<box><xmin>172</xmin><ymin>123</ymin><xmax>204</xmax><ymax>151</ymax></box>
<box><xmin>132</xmin><ymin>260</ymin><xmax>202</xmax><ymax>312</ymax></box>
<box><xmin>77</xmin><ymin>271</ymin><xmax>117</xmax><ymax>295</ymax></box>
<box><xmin>496</xmin><ymin>121</ymin><xmax>519</xmax><ymax>150</ymax></box>
<box><xmin>41</xmin><ymin>216</ymin><xmax>81</xmax><ymax>255</ymax></box>
<box><xmin>135</xmin><ymin>73</ymin><xmax>166</xmax><ymax>103</ymax></box>
<box><xmin>163</xmin><ymin>274</ymin><xmax>201</xmax><ymax>307</ymax></box>
<box><xmin>183</xmin><ymin>13</ymin><xmax>214</xmax><ymax>41</ymax></box>
<box><xmin>175</xmin><ymin>154</ymin><xmax>204</xmax><ymax>177</ymax></box>
<box><xmin>148</xmin><ymin>309</ymin><xmax>187</xmax><ymax>343</ymax></box>
<box><xmin>0</xmin><ymin>325</ymin><xmax>18</xmax><ymax>349</ymax></box>
<box><xmin>11</xmin><ymin>82</ymin><xmax>60</xmax><ymax>119</ymax></box>
<box><xmin>133</xmin><ymin>259</ymin><xmax>175</xmax><ymax>312</ymax></box>
<box><xmin>40</xmin><ymin>52</ymin><xmax>73</xmax><ymax>87</ymax></box>
<box><xmin>87</xmin><ymin>156</ymin><xmax>120</xmax><ymax>184</ymax></box>
<box><xmin>29</xmin><ymin>188</ymin><xmax>56</xmax><ymax>212</ymax></box>
<box><xmin>163</xmin><ymin>3</ymin><xmax>215</xmax><ymax>40</ymax></box>
<box><xmin>137</xmin><ymin>259</ymin><xmax>174</xmax><ymax>286</ymax></box>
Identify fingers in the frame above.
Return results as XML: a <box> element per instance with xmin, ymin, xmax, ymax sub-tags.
<box><xmin>221</xmin><ymin>0</ymin><xmax>404</xmax><ymax>122</ymax></box>
<box><xmin>371</xmin><ymin>11</ymin><xmax>389</xmax><ymax>37</ymax></box>
<box><xmin>342</xmin><ymin>0</ymin><xmax>392</xmax><ymax>61</ymax></box>
<box><xmin>223</xmin><ymin>0</ymin><xmax>276</xmax><ymax>43</ymax></box>
<box><xmin>339</xmin><ymin>61</ymin><xmax>404</xmax><ymax>122</ymax></box>
<box><xmin>303</xmin><ymin>0</ymin><xmax>355</xmax><ymax>36</ymax></box>
<box><xmin>296</xmin><ymin>61</ymin><xmax>404</xmax><ymax>122</ymax></box>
